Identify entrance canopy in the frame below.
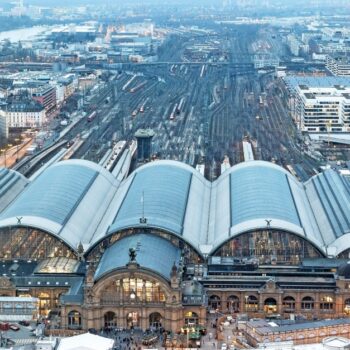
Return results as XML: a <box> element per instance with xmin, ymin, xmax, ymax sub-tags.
<box><xmin>57</xmin><ymin>332</ymin><xmax>114</xmax><ymax>350</ymax></box>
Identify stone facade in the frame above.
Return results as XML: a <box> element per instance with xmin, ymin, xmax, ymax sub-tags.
<box><xmin>60</xmin><ymin>262</ymin><xmax>206</xmax><ymax>332</ymax></box>
<box><xmin>206</xmin><ymin>277</ymin><xmax>350</xmax><ymax>320</ymax></box>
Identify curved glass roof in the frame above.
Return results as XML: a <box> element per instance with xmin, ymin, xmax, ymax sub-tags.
<box><xmin>1</xmin><ymin>159</ymin><xmax>350</xmax><ymax>258</ymax></box>
<box><xmin>0</xmin><ymin>163</ymin><xmax>97</xmax><ymax>225</ymax></box>
<box><xmin>230</xmin><ymin>164</ymin><xmax>300</xmax><ymax>227</ymax></box>
<box><xmin>110</xmin><ymin>164</ymin><xmax>192</xmax><ymax>235</ymax></box>
<box><xmin>0</xmin><ymin>168</ymin><xmax>22</xmax><ymax>197</ymax></box>
<box><xmin>94</xmin><ymin>233</ymin><xmax>181</xmax><ymax>281</ymax></box>
<box><xmin>0</xmin><ymin>168</ymin><xmax>28</xmax><ymax>211</ymax></box>
<box><xmin>305</xmin><ymin>170</ymin><xmax>350</xmax><ymax>245</ymax></box>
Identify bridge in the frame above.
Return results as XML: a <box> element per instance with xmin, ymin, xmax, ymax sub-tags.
<box><xmin>0</xmin><ymin>61</ymin><xmax>53</xmax><ymax>70</ymax></box>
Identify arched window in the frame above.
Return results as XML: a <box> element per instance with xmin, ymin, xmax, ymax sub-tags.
<box><xmin>68</xmin><ymin>310</ymin><xmax>82</xmax><ymax>329</ymax></box>
<box><xmin>149</xmin><ymin>312</ymin><xmax>162</xmax><ymax>329</ymax></box>
<box><xmin>38</xmin><ymin>292</ymin><xmax>50</xmax><ymax>316</ymax></box>
<box><xmin>184</xmin><ymin>311</ymin><xmax>198</xmax><ymax>326</ymax></box>
<box><xmin>126</xmin><ymin>312</ymin><xmax>139</xmax><ymax>328</ymax></box>
<box><xmin>104</xmin><ymin>311</ymin><xmax>116</xmax><ymax>328</ymax></box>
<box><xmin>301</xmin><ymin>296</ymin><xmax>314</xmax><ymax>310</ymax></box>
<box><xmin>320</xmin><ymin>296</ymin><xmax>333</xmax><ymax>310</ymax></box>
<box><xmin>245</xmin><ymin>295</ymin><xmax>258</xmax><ymax>312</ymax></box>
<box><xmin>283</xmin><ymin>296</ymin><xmax>295</xmax><ymax>312</ymax></box>
<box><xmin>227</xmin><ymin>295</ymin><xmax>239</xmax><ymax>312</ymax></box>
<box><xmin>208</xmin><ymin>295</ymin><xmax>221</xmax><ymax>310</ymax></box>
<box><xmin>0</xmin><ymin>227</ymin><xmax>76</xmax><ymax>260</ymax></box>
<box><xmin>120</xmin><ymin>278</ymin><xmax>165</xmax><ymax>303</ymax></box>
<box><xmin>212</xmin><ymin>230</ymin><xmax>322</xmax><ymax>265</ymax></box>
<box><xmin>344</xmin><ymin>298</ymin><xmax>350</xmax><ymax>315</ymax></box>
<box><xmin>264</xmin><ymin>298</ymin><xmax>277</xmax><ymax>314</ymax></box>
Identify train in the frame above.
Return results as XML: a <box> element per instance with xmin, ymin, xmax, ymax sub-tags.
<box><xmin>170</xmin><ymin>103</ymin><xmax>178</xmax><ymax>120</ymax></box>
<box><xmin>87</xmin><ymin>111</ymin><xmax>97</xmax><ymax>122</ymax></box>
<box><xmin>130</xmin><ymin>81</ymin><xmax>147</xmax><ymax>93</ymax></box>
<box><xmin>139</xmin><ymin>98</ymin><xmax>149</xmax><ymax>113</ymax></box>
<box><xmin>122</xmin><ymin>75</ymin><xmax>136</xmax><ymax>91</ymax></box>
<box><xmin>200</xmin><ymin>65</ymin><xmax>205</xmax><ymax>78</ymax></box>
<box><xmin>259</xmin><ymin>95</ymin><xmax>264</xmax><ymax>106</ymax></box>
<box><xmin>177</xmin><ymin>97</ymin><xmax>185</xmax><ymax>114</ymax></box>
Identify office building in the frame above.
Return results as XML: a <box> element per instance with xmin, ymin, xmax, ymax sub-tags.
<box><xmin>284</xmin><ymin>76</ymin><xmax>350</xmax><ymax>132</ymax></box>
<box><xmin>326</xmin><ymin>54</ymin><xmax>350</xmax><ymax>76</ymax></box>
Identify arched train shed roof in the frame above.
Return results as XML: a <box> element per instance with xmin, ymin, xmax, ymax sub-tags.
<box><xmin>0</xmin><ymin>159</ymin><xmax>349</xmax><ymax>257</ymax></box>
<box><xmin>0</xmin><ymin>159</ymin><xmax>120</xmax><ymax>252</ymax></box>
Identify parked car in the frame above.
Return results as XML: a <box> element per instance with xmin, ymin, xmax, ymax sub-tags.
<box><xmin>10</xmin><ymin>324</ymin><xmax>20</xmax><ymax>331</ymax></box>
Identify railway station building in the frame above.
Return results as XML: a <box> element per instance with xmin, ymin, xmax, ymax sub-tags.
<box><xmin>0</xmin><ymin>159</ymin><xmax>349</xmax><ymax>331</ymax></box>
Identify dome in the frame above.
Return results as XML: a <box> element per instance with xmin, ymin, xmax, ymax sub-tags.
<box><xmin>338</xmin><ymin>261</ymin><xmax>350</xmax><ymax>279</ymax></box>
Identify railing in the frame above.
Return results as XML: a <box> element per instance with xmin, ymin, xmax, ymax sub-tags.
<box><xmin>100</xmin><ymin>295</ymin><xmax>165</xmax><ymax>306</ymax></box>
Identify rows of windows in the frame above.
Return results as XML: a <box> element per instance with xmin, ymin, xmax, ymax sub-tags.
<box><xmin>208</xmin><ymin>295</ymin><xmax>350</xmax><ymax>314</ymax></box>
<box><xmin>101</xmin><ymin>278</ymin><xmax>166</xmax><ymax>304</ymax></box>
<box><xmin>68</xmin><ymin>310</ymin><xmax>164</xmax><ymax>330</ymax></box>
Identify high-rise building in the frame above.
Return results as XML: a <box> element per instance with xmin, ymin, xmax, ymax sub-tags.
<box><xmin>135</xmin><ymin>128</ymin><xmax>155</xmax><ymax>161</ymax></box>
<box><xmin>0</xmin><ymin>108</ymin><xmax>8</xmax><ymax>142</ymax></box>
<box><xmin>32</xmin><ymin>85</ymin><xmax>57</xmax><ymax>114</ymax></box>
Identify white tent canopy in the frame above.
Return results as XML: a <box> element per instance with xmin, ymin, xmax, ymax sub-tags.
<box><xmin>57</xmin><ymin>333</ymin><xmax>114</xmax><ymax>350</ymax></box>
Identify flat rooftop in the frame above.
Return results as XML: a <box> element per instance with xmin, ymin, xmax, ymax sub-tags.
<box><xmin>284</xmin><ymin>76</ymin><xmax>350</xmax><ymax>89</ymax></box>
<box><xmin>248</xmin><ymin>318</ymin><xmax>350</xmax><ymax>335</ymax></box>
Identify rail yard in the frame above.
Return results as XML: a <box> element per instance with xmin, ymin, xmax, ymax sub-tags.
<box><xmin>7</xmin><ymin>25</ymin><xmax>325</xmax><ymax>180</ymax></box>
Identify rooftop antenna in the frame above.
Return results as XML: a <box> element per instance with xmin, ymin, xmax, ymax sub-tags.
<box><xmin>139</xmin><ymin>191</ymin><xmax>147</xmax><ymax>224</ymax></box>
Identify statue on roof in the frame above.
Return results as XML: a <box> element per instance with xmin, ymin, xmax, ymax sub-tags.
<box><xmin>129</xmin><ymin>247</ymin><xmax>137</xmax><ymax>262</ymax></box>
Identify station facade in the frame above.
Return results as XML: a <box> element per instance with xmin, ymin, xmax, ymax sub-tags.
<box><xmin>0</xmin><ymin>159</ymin><xmax>349</xmax><ymax>331</ymax></box>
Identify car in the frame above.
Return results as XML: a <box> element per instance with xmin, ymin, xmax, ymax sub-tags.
<box><xmin>9</xmin><ymin>324</ymin><xmax>20</xmax><ymax>331</ymax></box>
<box><xmin>221</xmin><ymin>343</ymin><xmax>227</xmax><ymax>350</ymax></box>
<box><xmin>19</xmin><ymin>320</ymin><xmax>30</xmax><ymax>326</ymax></box>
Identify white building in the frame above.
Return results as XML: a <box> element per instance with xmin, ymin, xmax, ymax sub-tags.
<box><xmin>287</xmin><ymin>34</ymin><xmax>302</xmax><ymax>56</ymax></box>
<box><xmin>284</xmin><ymin>76</ymin><xmax>350</xmax><ymax>132</ymax></box>
<box><xmin>326</xmin><ymin>55</ymin><xmax>350</xmax><ymax>76</ymax></box>
<box><xmin>2</xmin><ymin>101</ymin><xmax>46</xmax><ymax>128</ymax></box>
